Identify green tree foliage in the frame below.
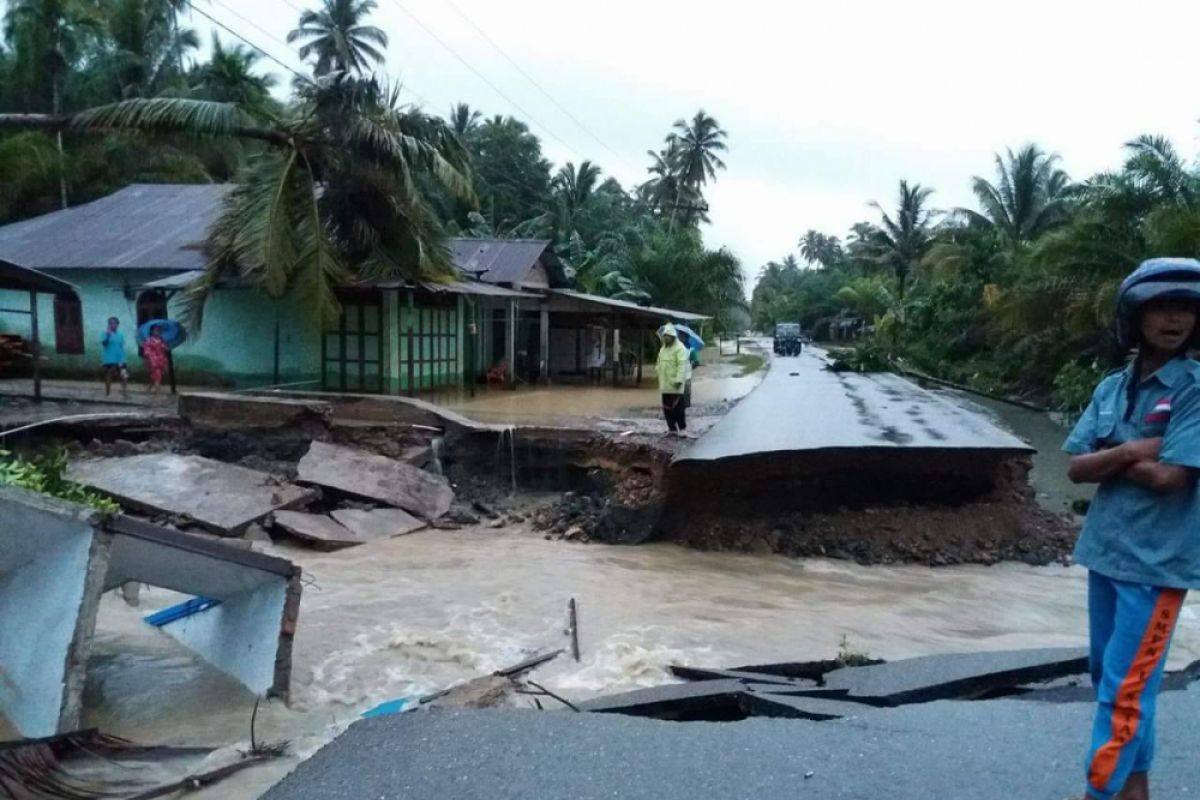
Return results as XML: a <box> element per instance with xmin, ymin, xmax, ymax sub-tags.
<box><xmin>464</xmin><ymin>114</ymin><xmax>552</xmax><ymax>233</ymax></box>
<box><xmin>751</xmin><ymin>135</ymin><xmax>1200</xmax><ymax>405</ymax></box>
<box><xmin>286</xmin><ymin>0</ymin><xmax>388</xmax><ymax>77</ymax></box>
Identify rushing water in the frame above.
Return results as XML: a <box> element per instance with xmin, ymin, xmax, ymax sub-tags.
<box><xmin>68</xmin><ymin>383</ymin><xmax>1200</xmax><ymax>798</ymax></box>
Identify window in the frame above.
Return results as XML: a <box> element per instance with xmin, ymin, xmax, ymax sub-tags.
<box><xmin>136</xmin><ymin>290</ymin><xmax>168</xmax><ymax>327</ymax></box>
<box><xmin>53</xmin><ymin>293</ymin><xmax>84</xmax><ymax>354</ymax></box>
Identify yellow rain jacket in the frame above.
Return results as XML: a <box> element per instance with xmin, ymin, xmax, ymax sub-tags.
<box><xmin>657</xmin><ymin>324</ymin><xmax>689</xmax><ymax>394</ymax></box>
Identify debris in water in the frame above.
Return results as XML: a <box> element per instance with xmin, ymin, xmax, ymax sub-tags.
<box><xmin>273</xmin><ymin>510</ymin><xmax>360</xmax><ymax>551</ymax></box>
<box><xmin>297</xmin><ymin>441</ymin><xmax>453</xmax><ymax>520</ymax></box>
<box><xmin>66</xmin><ymin>453</ymin><xmax>315</xmax><ymax>536</ymax></box>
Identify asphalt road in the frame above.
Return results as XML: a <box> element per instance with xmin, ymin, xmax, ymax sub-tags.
<box><xmin>262</xmin><ymin>683</ymin><xmax>1200</xmax><ymax>799</ymax></box>
<box><xmin>677</xmin><ymin>348</ymin><xmax>1031</xmax><ymax>464</ymax></box>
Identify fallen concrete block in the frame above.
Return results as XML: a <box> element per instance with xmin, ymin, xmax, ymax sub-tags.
<box><xmin>179</xmin><ymin>392</ymin><xmax>333</xmax><ymax>431</ymax></box>
<box><xmin>737</xmin><ymin>691</ymin><xmax>876</xmax><ymax>721</ymax></box>
<box><xmin>0</xmin><ymin>488</ymin><xmax>301</xmax><ymax>738</ymax></box>
<box><xmin>669</xmin><ymin>665</ymin><xmax>818</xmax><ymax>689</ymax></box>
<box><xmin>331</xmin><ymin>508</ymin><xmax>426</xmax><ymax>540</ymax></box>
<box><xmin>297</xmin><ymin>441</ymin><xmax>454</xmax><ymax>520</ymax></box>
<box><xmin>67</xmin><ymin>454</ymin><xmax>314</xmax><ymax>536</ymax></box>
<box><xmin>579</xmin><ymin>680</ymin><xmax>746</xmax><ymax>720</ymax></box>
<box><xmin>821</xmin><ymin>647</ymin><xmax>1088</xmax><ymax>706</ymax></box>
<box><xmin>273</xmin><ymin>511</ymin><xmax>360</xmax><ymax>551</ymax></box>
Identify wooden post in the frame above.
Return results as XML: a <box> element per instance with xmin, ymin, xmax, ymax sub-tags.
<box><xmin>29</xmin><ymin>291</ymin><xmax>41</xmax><ymax>402</ymax></box>
<box><xmin>611</xmin><ymin>313</ymin><xmax>620</xmax><ymax>387</ymax></box>
<box><xmin>506</xmin><ymin>299</ymin><xmax>517</xmax><ymax>389</ymax></box>
<box><xmin>539</xmin><ymin>302</ymin><xmax>550</xmax><ymax>384</ymax></box>
<box><xmin>168</xmin><ymin>350</ymin><xmax>177</xmax><ymax>395</ymax></box>
<box><xmin>568</xmin><ymin>598</ymin><xmax>580</xmax><ymax>662</ymax></box>
<box><xmin>272</xmin><ymin>301</ymin><xmax>280</xmax><ymax>387</ymax></box>
<box><xmin>637</xmin><ymin>327</ymin><xmax>644</xmax><ymax>384</ymax></box>
<box><xmin>406</xmin><ymin>326</ymin><xmax>415</xmax><ymax>397</ymax></box>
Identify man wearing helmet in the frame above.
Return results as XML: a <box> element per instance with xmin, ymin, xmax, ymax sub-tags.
<box><xmin>1064</xmin><ymin>258</ymin><xmax>1200</xmax><ymax>800</ymax></box>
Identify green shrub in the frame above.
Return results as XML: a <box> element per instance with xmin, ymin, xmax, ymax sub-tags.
<box><xmin>0</xmin><ymin>448</ymin><xmax>121</xmax><ymax>513</ymax></box>
<box><xmin>1052</xmin><ymin>361</ymin><xmax>1105</xmax><ymax>415</ymax></box>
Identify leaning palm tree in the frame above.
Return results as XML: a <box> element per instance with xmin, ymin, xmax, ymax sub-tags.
<box><xmin>287</xmin><ymin>0</ymin><xmax>388</xmax><ymax>77</ymax></box>
<box><xmin>867</xmin><ymin>180</ymin><xmax>937</xmax><ymax>302</ymax></box>
<box><xmin>957</xmin><ymin>144</ymin><xmax>1070</xmax><ymax>247</ymax></box>
<box><xmin>0</xmin><ymin>74</ymin><xmax>475</xmax><ymax>326</ymax></box>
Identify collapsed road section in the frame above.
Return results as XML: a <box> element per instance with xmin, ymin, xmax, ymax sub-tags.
<box><xmin>0</xmin><ymin>486</ymin><xmax>301</xmax><ymax>738</ymax></box>
<box><xmin>661</xmin><ymin>350</ymin><xmax>1076</xmax><ymax>563</ymax></box>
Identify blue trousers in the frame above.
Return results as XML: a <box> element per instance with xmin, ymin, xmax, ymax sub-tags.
<box><xmin>1085</xmin><ymin>571</ymin><xmax>1186</xmax><ymax>799</ymax></box>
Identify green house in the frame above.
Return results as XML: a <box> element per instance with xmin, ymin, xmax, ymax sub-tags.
<box><xmin>0</xmin><ymin>184</ymin><xmax>706</xmax><ymax>394</ymax></box>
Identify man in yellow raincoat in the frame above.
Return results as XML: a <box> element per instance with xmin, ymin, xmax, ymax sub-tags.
<box><xmin>657</xmin><ymin>323</ymin><xmax>690</xmax><ymax>435</ymax></box>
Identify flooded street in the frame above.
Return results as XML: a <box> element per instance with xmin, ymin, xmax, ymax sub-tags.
<box><xmin>72</xmin><ymin>373</ymin><xmax>1200</xmax><ymax>798</ymax></box>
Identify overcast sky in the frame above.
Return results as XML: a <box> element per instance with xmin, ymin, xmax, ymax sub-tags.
<box><xmin>186</xmin><ymin>0</ymin><xmax>1200</xmax><ymax>280</ymax></box>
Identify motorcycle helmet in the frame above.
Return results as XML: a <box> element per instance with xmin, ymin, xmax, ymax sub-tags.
<box><xmin>1115</xmin><ymin>257</ymin><xmax>1200</xmax><ymax>350</ymax></box>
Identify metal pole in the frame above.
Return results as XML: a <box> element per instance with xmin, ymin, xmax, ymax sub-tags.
<box><xmin>29</xmin><ymin>291</ymin><xmax>41</xmax><ymax>402</ymax></box>
<box><xmin>637</xmin><ymin>327</ymin><xmax>644</xmax><ymax>384</ymax></box>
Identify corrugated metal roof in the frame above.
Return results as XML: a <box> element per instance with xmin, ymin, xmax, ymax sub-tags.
<box><xmin>548</xmin><ymin>289</ymin><xmax>710</xmax><ymax>322</ymax></box>
<box><xmin>0</xmin><ymin>258</ymin><xmax>78</xmax><ymax>294</ymax></box>
<box><xmin>450</xmin><ymin>239</ymin><xmax>552</xmax><ymax>285</ymax></box>
<box><xmin>0</xmin><ymin>184</ymin><xmax>231</xmax><ymax>271</ymax></box>
<box><xmin>365</xmin><ymin>278</ymin><xmax>538</xmax><ymax>298</ymax></box>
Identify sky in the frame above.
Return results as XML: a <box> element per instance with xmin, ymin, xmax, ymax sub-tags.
<box><xmin>185</xmin><ymin>0</ymin><xmax>1200</xmax><ymax>282</ymax></box>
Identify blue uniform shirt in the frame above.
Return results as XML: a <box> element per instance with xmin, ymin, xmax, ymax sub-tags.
<box><xmin>100</xmin><ymin>329</ymin><xmax>126</xmax><ymax>365</ymax></box>
<box><xmin>1063</xmin><ymin>357</ymin><xmax>1200</xmax><ymax>589</ymax></box>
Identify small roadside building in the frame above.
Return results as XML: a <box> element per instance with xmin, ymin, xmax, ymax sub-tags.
<box><xmin>0</xmin><ymin>184</ymin><xmax>707</xmax><ymax>394</ymax></box>
<box><xmin>0</xmin><ymin>259</ymin><xmax>79</xmax><ymax>400</ymax></box>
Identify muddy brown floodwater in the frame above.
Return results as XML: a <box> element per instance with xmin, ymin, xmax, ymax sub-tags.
<box><xmin>70</xmin><ymin>368</ymin><xmax>1199</xmax><ymax>798</ymax></box>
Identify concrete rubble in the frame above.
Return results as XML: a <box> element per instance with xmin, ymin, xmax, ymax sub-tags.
<box><xmin>272</xmin><ymin>510</ymin><xmax>363</xmax><ymax>551</ymax></box>
<box><xmin>330</xmin><ymin>507</ymin><xmax>426</xmax><ymax>539</ymax></box>
<box><xmin>66</xmin><ymin>453</ymin><xmax>315</xmax><ymax>536</ymax></box>
<box><xmin>297</xmin><ymin>441</ymin><xmax>454</xmax><ymax>521</ymax></box>
<box><xmin>0</xmin><ymin>487</ymin><xmax>301</xmax><ymax>739</ymax></box>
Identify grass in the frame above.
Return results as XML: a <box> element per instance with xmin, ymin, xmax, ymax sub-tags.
<box><xmin>729</xmin><ymin>353</ymin><xmax>766</xmax><ymax>377</ymax></box>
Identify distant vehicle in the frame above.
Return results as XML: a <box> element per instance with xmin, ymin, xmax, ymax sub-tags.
<box><xmin>773</xmin><ymin>322</ymin><xmax>803</xmax><ymax>356</ymax></box>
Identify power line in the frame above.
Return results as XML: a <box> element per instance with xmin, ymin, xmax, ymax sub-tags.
<box><xmin>383</xmin><ymin>0</ymin><xmax>587</xmax><ymax>162</ymax></box>
<box><xmin>185</xmin><ymin>0</ymin><xmax>312</xmax><ymax>84</ymax></box>
<box><xmin>438</xmin><ymin>0</ymin><xmax>639</xmax><ymax>176</ymax></box>
<box><xmin>208</xmin><ymin>0</ymin><xmax>309</xmax><ymax>72</ymax></box>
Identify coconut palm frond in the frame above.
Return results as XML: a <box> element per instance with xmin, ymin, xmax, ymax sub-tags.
<box><xmin>69</xmin><ymin>97</ymin><xmax>254</xmax><ymax>138</ymax></box>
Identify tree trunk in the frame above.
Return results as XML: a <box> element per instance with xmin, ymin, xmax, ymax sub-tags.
<box><xmin>53</xmin><ymin>76</ymin><xmax>68</xmax><ymax>209</ymax></box>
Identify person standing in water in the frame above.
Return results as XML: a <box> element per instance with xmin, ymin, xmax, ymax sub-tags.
<box><xmin>99</xmin><ymin>316</ymin><xmax>127</xmax><ymax>397</ymax></box>
<box><xmin>657</xmin><ymin>323</ymin><xmax>689</xmax><ymax>436</ymax></box>
<box><xmin>1064</xmin><ymin>258</ymin><xmax>1200</xmax><ymax>800</ymax></box>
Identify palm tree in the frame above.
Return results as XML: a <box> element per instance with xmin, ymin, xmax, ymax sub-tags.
<box><xmin>190</xmin><ymin>34</ymin><xmax>277</xmax><ymax>111</ymax></box>
<box><xmin>553</xmin><ymin>160</ymin><xmax>602</xmax><ymax>214</ymax></box>
<box><xmin>3</xmin><ymin>0</ymin><xmax>99</xmax><ymax>206</ymax></box>
<box><xmin>448</xmin><ymin>102</ymin><xmax>481</xmax><ymax>139</ymax></box>
<box><xmin>666</xmin><ymin>110</ymin><xmax>727</xmax><ymax>226</ymax></box>
<box><xmin>867</xmin><ymin>180</ymin><xmax>937</xmax><ymax>302</ymax></box>
<box><xmin>957</xmin><ymin>144</ymin><xmax>1070</xmax><ymax>246</ymax></box>
<box><xmin>287</xmin><ymin>0</ymin><xmax>388</xmax><ymax>77</ymax></box>
<box><xmin>106</xmin><ymin>0</ymin><xmax>199</xmax><ymax>98</ymax></box>
<box><xmin>0</xmin><ymin>75</ymin><xmax>475</xmax><ymax>326</ymax></box>
<box><xmin>798</xmin><ymin>230</ymin><xmax>843</xmax><ymax>268</ymax></box>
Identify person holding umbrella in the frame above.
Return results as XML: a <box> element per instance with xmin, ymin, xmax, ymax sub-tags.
<box><xmin>140</xmin><ymin>324</ymin><xmax>169</xmax><ymax>395</ymax></box>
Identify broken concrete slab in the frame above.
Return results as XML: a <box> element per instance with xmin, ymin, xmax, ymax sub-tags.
<box><xmin>273</xmin><ymin>511</ymin><xmax>360</xmax><ymax>551</ymax></box>
<box><xmin>67</xmin><ymin>453</ymin><xmax>314</xmax><ymax>536</ymax></box>
<box><xmin>668</xmin><ymin>664</ymin><xmax>819</xmax><ymax>689</ymax></box>
<box><xmin>729</xmin><ymin>658</ymin><xmax>883</xmax><ymax>682</ymax></box>
<box><xmin>331</xmin><ymin>508</ymin><xmax>426</xmax><ymax>540</ymax></box>
<box><xmin>0</xmin><ymin>488</ymin><xmax>301</xmax><ymax>737</ymax></box>
<box><xmin>736</xmin><ymin>691</ymin><xmax>875</xmax><ymax>721</ymax></box>
<box><xmin>579</xmin><ymin>680</ymin><xmax>746</xmax><ymax>720</ymax></box>
<box><xmin>179</xmin><ymin>392</ymin><xmax>333</xmax><ymax>432</ymax></box>
<box><xmin>821</xmin><ymin>647</ymin><xmax>1088</xmax><ymax>706</ymax></box>
<box><xmin>297</xmin><ymin>441</ymin><xmax>454</xmax><ymax>520</ymax></box>
<box><xmin>259</xmin><ymin>685</ymin><xmax>1200</xmax><ymax>800</ymax></box>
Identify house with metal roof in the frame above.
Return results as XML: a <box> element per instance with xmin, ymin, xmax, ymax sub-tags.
<box><xmin>0</xmin><ymin>184</ymin><xmax>708</xmax><ymax>394</ymax></box>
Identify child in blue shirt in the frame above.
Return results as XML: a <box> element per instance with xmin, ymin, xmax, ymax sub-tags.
<box><xmin>1064</xmin><ymin>258</ymin><xmax>1200</xmax><ymax>800</ymax></box>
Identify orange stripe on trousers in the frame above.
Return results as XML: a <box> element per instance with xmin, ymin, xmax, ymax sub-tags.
<box><xmin>1088</xmin><ymin>588</ymin><xmax>1186</xmax><ymax>792</ymax></box>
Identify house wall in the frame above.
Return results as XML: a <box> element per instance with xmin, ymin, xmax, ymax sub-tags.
<box><xmin>379</xmin><ymin>290</ymin><xmax>467</xmax><ymax>394</ymax></box>
<box><xmin>0</xmin><ymin>269</ymin><xmax>321</xmax><ymax>387</ymax></box>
